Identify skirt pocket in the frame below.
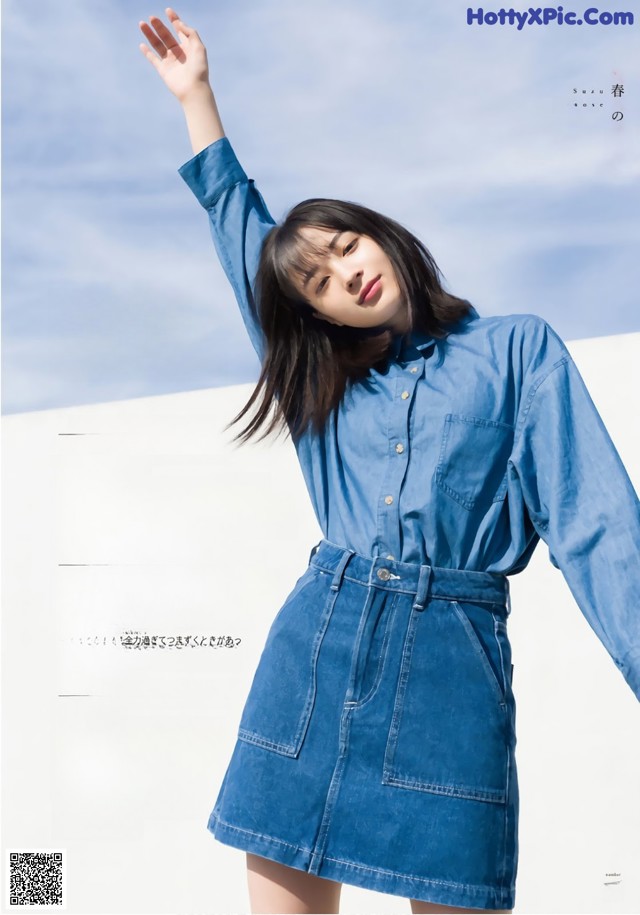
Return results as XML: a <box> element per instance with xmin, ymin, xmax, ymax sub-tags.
<box><xmin>382</xmin><ymin>598</ymin><xmax>512</xmax><ymax>804</ymax></box>
<box><xmin>237</xmin><ymin>565</ymin><xmax>335</xmax><ymax>758</ymax></box>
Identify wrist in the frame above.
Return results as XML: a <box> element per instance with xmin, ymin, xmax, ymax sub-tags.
<box><xmin>179</xmin><ymin>81</ymin><xmax>215</xmax><ymax>107</ymax></box>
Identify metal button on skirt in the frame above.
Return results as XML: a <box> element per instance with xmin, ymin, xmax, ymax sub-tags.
<box><xmin>207</xmin><ymin>539</ymin><xmax>519</xmax><ymax>911</ymax></box>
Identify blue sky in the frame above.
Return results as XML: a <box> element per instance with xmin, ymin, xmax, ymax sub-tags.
<box><xmin>3</xmin><ymin>0</ymin><xmax>639</xmax><ymax>414</ymax></box>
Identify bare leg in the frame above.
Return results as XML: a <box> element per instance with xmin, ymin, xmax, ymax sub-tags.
<box><xmin>410</xmin><ymin>900</ymin><xmax>512</xmax><ymax>914</ymax></box>
<box><xmin>246</xmin><ymin>852</ymin><xmax>342</xmax><ymax>914</ymax></box>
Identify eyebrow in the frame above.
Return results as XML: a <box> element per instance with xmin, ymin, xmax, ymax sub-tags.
<box><xmin>301</xmin><ymin>231</ymin><xmax>343</xmax><ymax>289</ymax></box>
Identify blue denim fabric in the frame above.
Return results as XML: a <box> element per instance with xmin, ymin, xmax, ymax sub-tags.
<box><xmin>177</xmin><ymin>137</ymin><xmax>640</xmax><ymax>908</ymax></box>
<box><xmin>210</xmin><ymin>541</ymin><xmax>519</xmax><ymax>908</ymax></box>
<box><xmin>177</xmin><ymin>136</ymin><xmax>640</xmax><ymax>702</ymax></box>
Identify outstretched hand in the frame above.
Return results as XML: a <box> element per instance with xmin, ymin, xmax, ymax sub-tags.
<box><xmin>138</xmin><ymin>7</ymin><xmax>210</xmax><ymax>102</ymax></box>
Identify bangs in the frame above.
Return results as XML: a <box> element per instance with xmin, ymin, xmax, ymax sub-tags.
<box><xmin>272</xmin><ymin>225</ymin><xmax>340</xmax><ymax>301</ymax></box>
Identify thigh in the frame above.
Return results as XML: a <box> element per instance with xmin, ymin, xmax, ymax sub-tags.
<box><xmin>246</xmin><ymin>852</ymin><xmax>342</xmax><ymax>915</ymax></box>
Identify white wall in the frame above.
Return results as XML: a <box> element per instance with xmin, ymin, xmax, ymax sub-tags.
<box><xmin>2</xmin><ymin>331</ymin><xmax>639</xmax><ymax>914</ymax></box>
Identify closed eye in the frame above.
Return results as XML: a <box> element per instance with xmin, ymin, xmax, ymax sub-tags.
<box><xmin>315</xmin><ymin>238</ymin><xmax>359</xmax><ymax>295</ymax></box>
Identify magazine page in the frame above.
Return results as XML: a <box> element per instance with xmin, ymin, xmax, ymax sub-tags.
<box><xmin>2</xmin><ymin>2</ymin><xmax>639</xmax><ymax>913</ymax></box>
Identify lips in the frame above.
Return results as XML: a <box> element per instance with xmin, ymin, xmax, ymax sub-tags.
<box><xmin>359</xmin><ymin>275</ymin><xmax>382</xmax><ymax>304</ymax></box>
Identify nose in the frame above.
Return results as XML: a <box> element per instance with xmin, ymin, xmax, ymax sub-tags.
<box><xmin>336</xmin><ymin>261</ymin><xmax>362</xmax><ymax>291</ymax></box>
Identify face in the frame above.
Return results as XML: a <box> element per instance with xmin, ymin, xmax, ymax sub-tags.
<box><xmin>290</xmin><ymin>226</ymin><xmax>410</xmax><ymax>334</ymax></box>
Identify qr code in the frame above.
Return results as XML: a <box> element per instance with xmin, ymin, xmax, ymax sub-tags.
<box><xmin>7</xmin><ymin>850</ymin><xmax>65</xmax><ymax>907</ymax></box>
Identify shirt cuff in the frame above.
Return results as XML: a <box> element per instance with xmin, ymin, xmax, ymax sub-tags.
<box><xmin>177</xmin><ymin>136</ymin><xmax>249</xmax><ymax>209</ymax></box>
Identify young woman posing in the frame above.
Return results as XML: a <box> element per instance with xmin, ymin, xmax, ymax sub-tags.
<box><xmin>139</xmin><ymin>9</ymin><xmax>640</xmax><ymax>914</ymax></box>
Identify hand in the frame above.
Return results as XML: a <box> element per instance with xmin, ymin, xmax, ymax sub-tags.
<box><xmin>138</xmin><ymin>7</ymin><xmax>210</xmax><ymax>103</ymax></box>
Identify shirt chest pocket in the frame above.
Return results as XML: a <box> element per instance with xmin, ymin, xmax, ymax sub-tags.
<box><xmin>434</xmin><ymin>413</ymin><xmax>515</xmax><ymax>512</ymax></box>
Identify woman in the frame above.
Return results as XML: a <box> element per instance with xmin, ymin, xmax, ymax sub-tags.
<box><xmin>138</xmin><ymin>9</ymin><xmax>640</xmax><ymax>913</ymax></box>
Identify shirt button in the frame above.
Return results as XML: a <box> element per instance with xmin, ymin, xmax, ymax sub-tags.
<box><xmin>377</xmin><ymin>568</ymin><xmax>391</xmax><ymax>581</ymax></box>
<box><xmin>384</xmin><ymin>495</ymin><xmax>394</xmax><ymax>504</ymax></box>
<box><xmin>395</xmin><ymin>443</ymin><xmax>405</xmax><ymax>454</ymax></box>
<box><xmin>386</xmin><ymin>554</ymin><xmax>395</xmax><ymax>560</ymax></box>
<box><xmin>410</xmin><ymin>366</ymin><xmax>418</xmax><ymax>373</ymax></box>
<box><xmin>401</xmin><ymin>390</ymin><xmax>409</xmax><ymax>399</ymax></box>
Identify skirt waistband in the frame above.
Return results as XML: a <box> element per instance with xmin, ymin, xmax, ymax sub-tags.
<box><xmin>308</xmin><ymin>539</ymin><xmax>511</xmax><ymax>616</ymax></box>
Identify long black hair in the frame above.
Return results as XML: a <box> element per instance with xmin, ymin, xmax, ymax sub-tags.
<box><xmin>223</xmin><ymin>197</ymin><xmax>475</xmax><ymax>445</ymax></box>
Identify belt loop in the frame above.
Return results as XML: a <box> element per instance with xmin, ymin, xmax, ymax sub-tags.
<box><xmin>308</xmin><ymin>540</ymin><xmax>322</xmax><ymax>565</ymax></box>
<box><xmin>505</xmin><ymin>579</ymin><xmax>512</xmax><ymax>617</ymax></box>
<box><xmin>331</xmin><ymin>547</ymin><xmax>356</xmax><ymax>591</ymax></box>
<box><xmin>412</xmin><ymin>564</ymin><xmax>433</xmax><ymax>612</ymax></box>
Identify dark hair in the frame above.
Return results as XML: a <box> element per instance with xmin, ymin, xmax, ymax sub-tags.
<box><xmin>224</xmin><ymin>197</ymin><xmax>475</xmax><ymax>445</ymax></box>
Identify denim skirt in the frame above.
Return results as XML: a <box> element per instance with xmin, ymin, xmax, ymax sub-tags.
<box><xmin>207</xmin><ymin>539</ymin><xmax>519</xmax><ymax>910</ymax></box>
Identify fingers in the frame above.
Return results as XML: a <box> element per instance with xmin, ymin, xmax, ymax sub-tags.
<box><xmin>138</xmin><ymin>9</ymin><xmax>198</xmax><ymax>58</ymax></box>
<box><xmin>138</xmin><ymin>40</ymin><xmax>163</xmax><ymax>71</ymax></box>
<box><xmin>139</xmin><ymin>20</ymin><xmax>171</xmax><ymax>58</ymax></box>
<box><xmin>166</xmin><ymin>7</ymin><xmax>195</xmax><ymax>36</ymax></box>
<box><xmin>146</xmin><ymin>14</ymin><xmax>181</xmax><ymax>52</ymax></box>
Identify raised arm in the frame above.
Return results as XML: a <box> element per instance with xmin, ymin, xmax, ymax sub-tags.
<box><xmin>139</xmin><ymin>8</ymin><xmax>276</xmax><ymax>360</ymax></box>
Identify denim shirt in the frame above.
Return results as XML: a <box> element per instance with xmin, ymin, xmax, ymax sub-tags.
<box><xmin>178</xmin><ymin>136</ymin><xmax>640</xmax><ymax>701</ymax></box>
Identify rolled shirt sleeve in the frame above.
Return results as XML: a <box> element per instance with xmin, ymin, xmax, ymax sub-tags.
<box><xmin>177</xmin><ymin>137</ymin><xmax>277</xmax><ymax>361</ymax></box>
<box><xmin>508</xmin><ymin>322</ymin><xmax>640</xmax><ymax>700</ymax></box>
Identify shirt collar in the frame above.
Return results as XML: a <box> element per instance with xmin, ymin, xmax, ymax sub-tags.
<box><xmin>390</xmin><ymin>306</ymin><xmax>479</xmax><ymax>361</ymax></box>
<box><xmin>371</xmin><ymin>306</ymin><xmax>479</xmax><ymax>376</ymax></box>
<box><xmin>389</xmin><ymin>327</ymin><xmax>437</xmax><ymax>361</ymax></box>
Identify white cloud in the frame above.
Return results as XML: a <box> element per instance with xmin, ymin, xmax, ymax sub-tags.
<box><xmin>3</xmin><ymin>0</ymin><xmax>639</xmax><ymax>414</ymax></box>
